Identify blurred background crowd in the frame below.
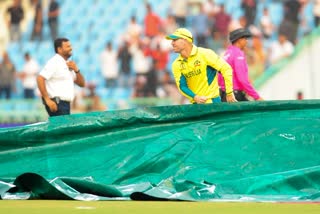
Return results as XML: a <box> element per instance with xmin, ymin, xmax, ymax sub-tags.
<box><xmin>0</xmin><ymin>0</ymin><xmax>319</xmax><ymax>126</ymax></box>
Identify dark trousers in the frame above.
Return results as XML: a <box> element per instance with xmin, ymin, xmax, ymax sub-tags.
<box><xmin>220</xmin><ymin>89</ymin><xmax>249</xmax><ymax>102</ymax></box>
<box><xmin>24</xmin><ymin>88</ymin><xmax>35</xmax><ymax>99</ymax></box>
<box><xmin>49</xmin><ymin>21</ymin><xmax>58</xmax><ymax>40</ymax></box>
<box><xmin>43</xmin><ymin>98</ymin><xmax>71</xmax><ymax>117</ymax></box>
<box><xmin>196</xmin><ymin>34</ymin><xmax>208</xmax><ymax>48</ymax></box>
<box><xmin>105</xmin><ymin>78</ymin><xmax>117</xmax><ymax>88</ymax></box>
<box><xmin>315</xmin><ymin>17</ymin><xmax>320</xmax><ymax>27</ymax></box>
<box><xmin>0</xmin><ymin>86</ymin><xmax>11</xmax><ymax>99</ymax></box>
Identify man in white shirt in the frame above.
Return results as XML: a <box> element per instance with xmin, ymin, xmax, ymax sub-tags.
<box><xmin>37</xmin><ymin>38</ymin><xmax>85</xmax><ymax>116</ymax></box>
<box><xmin>268</xmin><ymin>34</ymin><xmax>294</xmax><ymax>65</ymax></box>
<box><xmin>18</xmin><ymin>52</ymin><xmax>39</xmax><ymax>99</ymax></box>
<box><xmin>100</xmin><ymin>41</ymin><xmax>119</xmax><ymax>89</ymax></box>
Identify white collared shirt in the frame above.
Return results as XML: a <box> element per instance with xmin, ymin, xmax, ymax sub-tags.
<box><xmin>100</xmin><ymin>49</ymin><xmax>119</xmax><ymax>79</ymax></box>
<box><xmin>39</xmin><ymin>54</ymin><xmax>76</xmax><ymax>101</ymax></box>
<box><xmin>22</xmin><ymin>58</ymin><xmax>39</xmax><ymax>89</ymax></box>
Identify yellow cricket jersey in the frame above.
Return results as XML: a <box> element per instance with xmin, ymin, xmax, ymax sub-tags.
<box><xmin>172</xmin><ymin>45</ymin><xmax>233</xmax><ymax>103</ymax></box>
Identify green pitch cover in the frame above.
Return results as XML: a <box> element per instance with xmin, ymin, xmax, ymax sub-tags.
<box><xmin>1</xmin><ymin>100</ymin><xmax>320</xmax><ymax>201</ymax></box>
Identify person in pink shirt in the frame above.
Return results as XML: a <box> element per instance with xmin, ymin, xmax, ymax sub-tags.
<box><xmin>218</xmin><ymin>28</ymin><xmax>263</xmax><ymax>101</ymax></box>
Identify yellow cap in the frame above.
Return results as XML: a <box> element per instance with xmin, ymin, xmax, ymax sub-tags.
<box><xmin>166</xmin><ymin>28</ymin><xmax>193</xmax><ymax>43</ymax></box>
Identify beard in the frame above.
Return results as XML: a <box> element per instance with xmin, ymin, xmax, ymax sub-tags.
<box><xmin>63</xmin><ymin>50</ymin><xmax>72</xmax><ymax>59</ymax></box>
<box><xmin>66</xmin><ymin>52</ymin><xmax>72</xmax><ymax>59</ymax></box>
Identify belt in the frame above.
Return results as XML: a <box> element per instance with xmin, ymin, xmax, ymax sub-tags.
<box><xmin>220</xmin><ymin>89</ymin><xmax>244</xmax><ymax>94</ymax></box>
<box><xmin>233</xmin><ymin>90</ymin><xmax>245</xmax><ymax>94</ymax></box>
<box><xmin>52</xmin><ymin>97</ymin><xmax>71</xmax><ymax>104</ymax></box>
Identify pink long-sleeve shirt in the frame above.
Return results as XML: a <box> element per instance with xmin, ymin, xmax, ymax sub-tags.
<box><xmin>218</xmin><ymin>45</ymin><xmax>260</xmax><ymax>100</ymax></box>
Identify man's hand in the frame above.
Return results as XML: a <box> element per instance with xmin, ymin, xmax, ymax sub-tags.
<box><xmin>45</xmin><ymin>98</ymin><xmax>58</xmax><ymax>112</ymax></box>
<box><xmin>226</xmin><ymin>93</ymin><xmax>237</xmax><ymax>103</ymax></box>
<box><xmin>194</xmin><ymin>95</ymin><xmax>207</xmax><ymax>104</ymax></box>
<box><xmin>66</xmin><ymin>61</ymin><xmax>79</xmax><ymax>72</ymax></box>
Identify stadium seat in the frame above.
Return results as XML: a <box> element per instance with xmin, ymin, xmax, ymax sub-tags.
<box><xmin>269</xmin><ymin>2</ymin><xmax>283</xmax><ymax>27</ymax></box>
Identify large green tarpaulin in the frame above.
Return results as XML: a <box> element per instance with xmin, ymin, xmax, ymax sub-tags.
<box><xmin>1</xmin><ymin>100</ymin><xmax>320</xmax><ymax>201</ymax></box>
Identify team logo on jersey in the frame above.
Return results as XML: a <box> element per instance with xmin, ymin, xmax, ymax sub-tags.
<box><xmin>180</xmin><ymin>62</ymin><xmax>186</xmax><ymax>70</ymax></box>
<box><xmin>194</xmin><ymin>60</ymin><xmax>201</xmax><ymax>67</ymax></box>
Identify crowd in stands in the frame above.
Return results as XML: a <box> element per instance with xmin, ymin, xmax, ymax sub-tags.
<box><xmin>1</xmin><ymin>0</ymin><xmax>320</xmax><ymax>111</ymax></box>
<box><xmin>1</xmin><ymin>0</ymin><xmax>58</xmax><ymax>96</ymax></box>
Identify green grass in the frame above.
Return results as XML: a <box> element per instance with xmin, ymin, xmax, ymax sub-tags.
<box><xmin>0</xmin><ymin>201</ymin><xmax>320</xmax><ymax>214</ymax></box>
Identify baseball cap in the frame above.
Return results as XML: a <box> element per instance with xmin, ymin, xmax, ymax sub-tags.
<box><xmin>229</xmin><ymin>28</ymin><xmax>252</xmax><ymax>43</ymax></box>
<box><xmin>166</xmin><ymin>28</ymin><xmax>193</xmax><ymax>43</ymax></box>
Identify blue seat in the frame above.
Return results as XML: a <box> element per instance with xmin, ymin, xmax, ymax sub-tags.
<box><xmin>113</xmin><ymin>88</ymin><xmax>131</xmax><ymax>99</ymax></box>
<box><xmin>6</xmin><ymin>42</ymin><xmax>20</xmax><ymax>57</ymax></box>
<box><xmin>269</xmin><ymin>2</ymin><xmax>283</xmax><ymax>26</ymax></box>
<box><xmin>96</xmin><ymin>88</ymin><xmax>111</xmax><ymax>100</ymax></box>
<box><xmin>22</xmin><ymin>42</ymin><xmax>39</xmax><ymax>55</ymax></box>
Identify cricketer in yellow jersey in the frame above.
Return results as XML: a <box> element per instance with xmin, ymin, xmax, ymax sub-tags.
<box><xmin>166</xmin><ymin>28</ymin><xmax>237</xmax><ymax>104</ymax></box>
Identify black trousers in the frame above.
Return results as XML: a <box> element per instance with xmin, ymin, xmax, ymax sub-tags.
<box><xmin>43</xmin><ymin>97</ymin><xmax>71</xmax><ymax>117</ymax></box>
<box><xmin>220</xmin><ymin>89</ymin><xmax>249</xmax><ymax>102</ymax></box>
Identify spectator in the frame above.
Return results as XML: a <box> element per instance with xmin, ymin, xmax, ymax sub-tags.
<box><xmin>203</xmin><ymin>0</ymin><xmax>218</xmax><ymax>39</ymax></box>
<box><xmin>191</xmin><ymin>4</ymin><xmax>210</xmax><ymax>47</ymax></box>
<box><xmin>131</xmin><ymin>42</ymin><xmax>152</xmax><ymax>96</ymax></box>
<box><xmin>6</xmin><ymin>0</ymin><xmax>24</xmax><ymax>42</ymax></box>
<box><xmin>144</xmin><ymin>3</ymin><xmax>162</xmax><ymax>39</ymax></box>
<box><xmin>156</xmin><ymin>70</ymin><xmax>184</xmax><ymax>104</ymax></box>
<box><xmin>117</xmin><ymin>41</ymin><xmax>133</xmax><ymax>88</ymax></box>
<box><xmin>314</xmin><ymin>0</ymin><xmax>320</xmax><ymax>27</ymax></box>
<box><xmin>145</xmin><ymin>59</ymin><xmax>158</xmax><ymax>97</ymax></box>
<box><xmin>170</xmin><ymin>0</ymin><xmax>188</xmax><ymax>27</ymax></box>
<box><xmin>214</xmin><ymin>4</ymin><xmax>231</xmax><ymax>39</ymax></box>
<box><xmin>279</xmin><ymin>0</ymin><xmax>301</xmax><ymax>44</ymax></box>
<box><xmin>203</xmin><ymin>0</ymin><xmax>220</xmax><ymax>18</ymax></box>
<box><xmin>241</xmin><ymin>0</ymin><xmax>257</xmax><ymax>27</ymax></box>
<box><xmin>30</xmin><ymin>0</ymin><xmax>43</xmax><ymax>41</ymax></box>
<box><xmin>150</xmin><ymin>43</ymin><xmax>169</xmax><ymax>87</ymax></box>
<box><xmin>132</xmin><ymin>74</ymin><xmax>147</xmax><ymax>98</ymax></box>
<box><xmin>18</xmin><ymin>53</ymin><xmax>40</xmax><ymax>99</ymax></box>
<box><xmin>83</xmin><ymin>83</ymin><xmax>107</xmax><ymax>112</ymax></box>
<box><xmin>124</xmin><ymin>15</ymin><xmax>143</xmax><ymax>46</ymax></box>
<box><xmin>259</xmin><ymin>7</ymin><xmax>275</xmax><ymax>39</ymax></box>
<box><xmin>208</xmin><ymin>31</ymin><xmax>227</xmax><ymax>56</ymax></box>
<box><xmin>100</xmin><ymin>42</ymin><xmax>119</xmax><ymax>90</ymax></box>
<box><xmin>299</xmin><ymin>14</ymin><xmax>312</xmax><ymax>39</ymax></box>
<box><xmin>149</xmin><ymin>30</ymin><xmax>172</xmax><ymax>53</ymax></box>
<box><xmin>229</xmin><ymin>16</ymin><xmax>247</xmax><ymax>32</ymax></box>
<box><xmin>296</xmin><ymin>91</ymin><xmax>304</xmax><ymax>100</ymax></box>
<box><xmin>48</xmin><ymin>0</ymin><xmax>60</xmax><ymax>41</ymax></box>
<box><xmin>268</xmin><ymin>33</ymin><xmax>294</xmax><ymax>65</ymax></box>
<box><xmin>247</xmin><ymin>35</ymin><xmax>266</xmax><ymax>81</ymax></box>
<box><xmin>162</xmin><ymin>13</ymin><xmax>178</xmax><ymax>35</ymax></box>
<box><xmin>0</xmin><ymin>52</ymin><xmax>16</xmax><ymax>99</ymax></box>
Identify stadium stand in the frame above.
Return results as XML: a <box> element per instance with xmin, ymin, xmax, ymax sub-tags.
<box><xmin>6</xmin><ymin>0</ymin><xmax>171</xmax><ymax>95</ymax></box>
